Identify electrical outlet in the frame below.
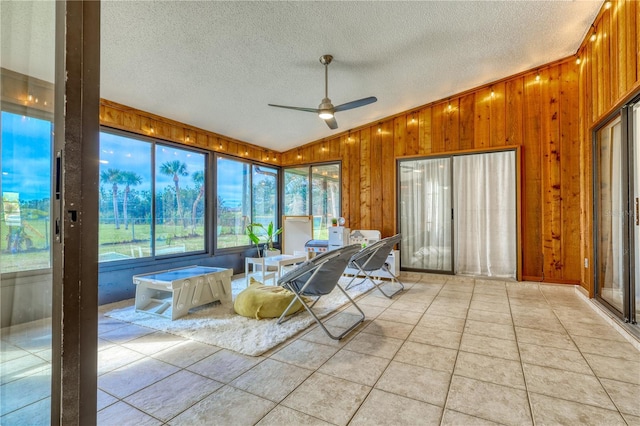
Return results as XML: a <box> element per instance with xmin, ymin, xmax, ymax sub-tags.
<box><xmin>584</xmin><ymin>258</ymin><xmax>589</xmax><ymax>268</ymax></box>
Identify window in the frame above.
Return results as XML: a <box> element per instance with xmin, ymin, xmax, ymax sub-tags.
<box><xmin>216</xmin><ymin>157</ymin><xmax>278</xmax><ymax>249</ymax></box>
<box><xmin>252</xmin><ymin>165</ymin><xmax>278</xmax><ymax>230</ymax></box>
<box><xmin>155</xmin><ymin>144</ymin><xmax>206</xmax><ymax>255</ymax></box>
<box><xmin>283</xmin><ymin>163</ymin><xmax>340</xmax><ymax>239</ymax></box>
<box><xmin>99</xmin><ymin>131</ymin><xmax>206</xmax><ymax>261</ymax></box>
<box><xmin>1</xmin><ymin>111</ymin><xmax>52</xmax><ymax>273</ymax></box>
<box><xmin>284</xmin><ymin>167</ymin><xmax>308</xmax><ymax>216</ymax></box>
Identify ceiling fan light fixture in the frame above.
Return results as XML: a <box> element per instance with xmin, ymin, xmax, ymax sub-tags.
<box><xmin>318</xmin><ymin>110</ymin><xmax>334</xmax><ymax>120</ymax></box>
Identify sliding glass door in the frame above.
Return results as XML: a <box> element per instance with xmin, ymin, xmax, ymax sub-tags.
<box><xmin>398</xmin><ymin>150</ymin><xmax>516</xmax><ymax>278</ymax></box>
<box><xmin>594</xmin><ymin>94</ymin><xmax>639</xmax><ymax>327</ymax></box>
<box><xmin>398</xmin><ymin>157</ymin><xmax>452</xmax><ymax>273</ymax></box>
<box><xmin>454</xmin><ymin>151</ymin><xmax>517</xmax><ymax>278</ymax></box>
<box><xmin>595</xmin><ymin>115</ymin><xmax>625</xmax><ymax>313</ymax></box>
<box><xmin>1</xmin><ymin>1</ymin><xmax>55</xmax><ymax>423</ymax></box>
<box><xmin>634</xmin><ymin>103</ymin><xmax>640</xmax><ymax>323</ymax></box>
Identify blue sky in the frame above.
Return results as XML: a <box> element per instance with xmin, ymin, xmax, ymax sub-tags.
<box><xmin>216</xmin><ymin>157</ymin><xmax>249</xmax><ymax>208</ymax></box>
<box><xmin>1</xmin><ymin>112</ymin><xmax>52</xmax><ymax>201</ymax></box>
<box><xmin>2</xmin><ymin>112</ymin><xmax>255</xmax><ymax>205</ymax></box>
<box><xmin>100</xmin><ymin>132</ymin><xmax>205</xmax><ymax>194</ymax></box>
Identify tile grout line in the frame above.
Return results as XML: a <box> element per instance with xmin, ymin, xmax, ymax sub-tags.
<box><xmin>257</xmin><ymin>276</ymin><xmax>424</xmax><ymax>426</ymax></box>
<box><xmin>343</xmin><ymin>274</ymin><xmax>446</xmax><ymax>426</ymax></box>
<box><xmin>438</xmin><ymin>277</ymin><xmax>475</xmax><ymax>426</ymax></box>
<box><xmin>536</xmin><ymin>284</ymin><xmax>627</xmax><ymax>420</ymax></box>
<box><xmin>509</xmin><ymin>282</ymin><xmax>538</xmax><ymax>426</ymax></box>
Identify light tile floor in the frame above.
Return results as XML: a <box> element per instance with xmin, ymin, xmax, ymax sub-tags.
<box><xmin>1</xmin><ymin>273</ymin><xmax>640</xmax><ymax>425</ymax></box>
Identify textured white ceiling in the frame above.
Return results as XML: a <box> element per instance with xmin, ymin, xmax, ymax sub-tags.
<box><xmin>3</xmin><ymin>1</ymin><xmax>602</xmax><ymax>152</ymax></box>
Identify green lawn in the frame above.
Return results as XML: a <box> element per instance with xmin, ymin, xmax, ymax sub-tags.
<box><xmin>1</xmin><ymin>219</ymin><xmax>332</xmax><ymax>272</ymax></box>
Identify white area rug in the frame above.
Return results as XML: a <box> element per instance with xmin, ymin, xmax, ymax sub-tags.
<box><xmin>102</xmin><ymin>277</ymin><xmax>374</xmax><ymax>356</ymax></box>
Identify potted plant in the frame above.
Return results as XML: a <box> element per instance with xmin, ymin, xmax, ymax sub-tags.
<box><xmin>331</xmin><ymin>218</ymin><xmax>338</xmax><ymax>227</ymax></box>
<box><xmin>246</xmin><ymin>221</ymin><xmax>282</xmax><ymax>257</ymax></box>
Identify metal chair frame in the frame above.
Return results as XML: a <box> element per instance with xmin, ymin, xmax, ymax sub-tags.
<box><xmin>345</xmin><ymin>234</ymin><xmax>405</xmax><ymax>298</ymax></box>
<box><xmin>277</xmin><ymin>244</ymin><xmax>364</xmax><ymax>340</ymax></box>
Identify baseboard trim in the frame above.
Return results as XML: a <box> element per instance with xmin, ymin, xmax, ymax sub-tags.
<box><xmin>574</xmin><ymin>287</ymin><xmax>640</xmax><ymax>351</ymax></box>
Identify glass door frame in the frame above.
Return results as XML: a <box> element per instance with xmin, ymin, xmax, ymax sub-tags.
<box><xmin>592</xmin><ymin>93</ymin><xmax>639</xmax><ymax>325</ymax></box>
<box><xmin>396</xmin><ymin>155</ymin><xmax>455</xmax><ymax>274</ymax></box>
<box><xmin>396</xmin><ymin>147</ymin><xmax>522</xmax><ymax>279</ymax></box>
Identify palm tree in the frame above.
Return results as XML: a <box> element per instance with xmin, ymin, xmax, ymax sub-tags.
<box><xmin>100</xmin><ymin>168</ymin><xmax>122</xmax><ymax>229</ymax></box>
<box><xmin>120</xmin><ymin>171</ymin><xmax>142</xmax><ymax>230</ymax></box>
<box><xmin>159</xmin><ymin>160</ymin><xmax>189</xmax><ymax>227</ymax></box>
<box><xmin>191</xmin><ymin>170</ymin><xmax>205</xmax><ymax>235</ymax></box>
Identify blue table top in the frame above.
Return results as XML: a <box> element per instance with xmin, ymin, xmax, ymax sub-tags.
<box><xmin>136</xmin><ymin>266</ymin><xmax>227</xmax><ymax>283</ymax></box>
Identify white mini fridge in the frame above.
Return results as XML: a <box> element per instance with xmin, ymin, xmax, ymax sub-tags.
<box><xmin>328</xmin><ymin>226</ymin><xmax>350</xmax><ymax>250</ymax></box>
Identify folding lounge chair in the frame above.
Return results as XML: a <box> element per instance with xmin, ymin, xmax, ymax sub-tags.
<box><xmin>345</xmin><ymin>234</ymin><xmax>405</xmax><ymax>298</ymax></box>
<box><xmin>277</xmin><ymin>244</ymin><xmax>364</xmax><ymax>340</ymax></box>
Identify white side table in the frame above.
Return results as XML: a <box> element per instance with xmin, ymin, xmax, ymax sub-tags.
<box><xmin>133</xmin><ymin>266</ymin><xmax>232</xmax><ymax>320</ymax></box>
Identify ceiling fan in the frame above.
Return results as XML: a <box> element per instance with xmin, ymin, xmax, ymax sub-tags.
<box><xmin>268</xmin><ymin>54</ymin><xmax>377</xmax><ymax>130</ymax></box>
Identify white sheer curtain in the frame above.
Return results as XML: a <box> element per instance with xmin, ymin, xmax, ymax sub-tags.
<box><xmin>399</xmin><ymin>158</ymin><xmax>451</xmax><ymax>271</ymax></box>
<box><xmin>454</xmin><ymin>151</ymin><xmax>516</xmax><ymax>278</ymax></box>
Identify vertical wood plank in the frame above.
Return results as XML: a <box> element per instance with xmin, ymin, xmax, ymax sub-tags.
<box><xmin>394</xmin><ymin>116</ymin><xmax>407</xmax><ymax>157</ymax></box>
<box><xmin>360</xmin><ymin>128</ymin><xmax>371</xmax><ymax>229</ymax></box>
<box><xmin>406</xmin><ymin>113</ymin><xmax>419</xmax><ymax>155</ymax></box>
<box><xmin>610</xmin><ymin>5</ymin><xmax>619</xmax><ymax>102</ymax></box>
<box><xmin>459</xmin><ymin>93</ymin><xmax>475</xmax><ymax>150</ymax></box>
<box><xmin>541</xmin><ymin>65</ymin><xmax>562</xmax><ymax>280</ymax></box>
<box><xmin>522</xmin><ymin>72</ymin><xmax>543</xmax><ymax>279</ymax></box>
<box><xmin>171</xmin><ymin>126</ymin><xmax>185</xmax><ymax>144</ymax></box>
<box><xmin>196</xmin><ymin>132</ymin><xmax>207</xmax><ymax>148</ymax></box>
<box><xmin>123</xmin><ymin>111</ymin><xmax>139</xmax><ymax>130</ymax></box>
<box><xmin>490</xmin><ymin>82</ymin><xmax>506</xmax><ymax>146</ymax></box>
<box><xmin>474</xmin><ymin>88</ymin><xmax>491</xmax><ymax>148</ymax></box>
<box><xmin>602</xmin><ymin>11</ymin><xmax>612</xmax><ymax>108</ymax></box>
<box><xmin>102</xmin><ymin>106</ymin><xmax>123</xmax><ymax>126</ymax></box>
<box><xmin>618</xmin><ymin>0</ymin><xmax>628</xmax><ymax>96</ymax></box>
<box><xmin>432</xmin><ymin>102</ymin><xmax>445</xmax><ymax>153</ymax></box>
<box><xmin>505</xmin><ymin>77</ymin><xmax>524</xmax><ymax>145</ymax></box>
<box><xmin>156</xmin><ymin>121</ymin><xmax>172</xmax><ymax>140</ymax></box>
<box><xmin>370</xmin><ymin>125</ymin><xmax>383</xmax><ymax>233</ymax></box>
<box><xmin>590</xmin><ymin>33</ymin><xmax>600</xmax><ymax>121</ymax></box>
<box><xmin>349</xmin><ymin>133</ymin><xmax>361</xmax><ymax>230</ymax></box>
<box><xmin>560</xmin><ymin>61</ymin><xmax>581</xmax><ymax>281</ymax></box>
<box><xmin>627</xmin><ymin>0</ymin><xmax>638</xmax><ymax>87</ymax></box>
<box><xmin>340</xmin><ymin>135</ymin><xmax>351</xmax><ymax>226</ymax></box>
<box><xmin>418</xmin><ymin>107</ymin><xmax>433</xmax><ymax>155</ymax></box>
<box><xmin>380</xmin><ymin>121</ymin><xmax>395</xmax><ymax>237</ymax></box>
<box><xmin>444</xmin><ymin>98</ymin><xmax>460</xmax><ymax>152</ymax></box>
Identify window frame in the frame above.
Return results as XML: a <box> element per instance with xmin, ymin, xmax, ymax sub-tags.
<box><xmin>214</xmin><ymin>153</ymin><xmax>280</xmax><ymax>253</ymax></box>
<box><xmin>282</xmin><ymin>161</ymin><xmax>342</xmax><ymax>238</ymax></box>
<box><xmin>98</xmin><ymin>127</ymin><xmax>210</xmax><ymax>264</ymax></box>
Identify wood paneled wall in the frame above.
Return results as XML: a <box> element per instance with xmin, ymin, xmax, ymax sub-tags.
<box><xmin>578</xmin><ymin>0</ymin><xmax>639</xmax><ymax>295</ymax></box>
<box><xmin>282</xmin><ymin>0</ymin><xmax>640</xmax><ymax>291</ymax></box>
<box><xmin>282</xmin><ymin>61</ymin><xmax>581</xmax><ymax>283</ymax></box>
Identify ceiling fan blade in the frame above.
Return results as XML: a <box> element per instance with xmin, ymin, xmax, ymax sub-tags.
<box><xmin>324</xmin><ymin>116</ymin><xmax>338</xmax><ymax>130</ymax></box>
<box><xmin>333</xmin><ymin>96</ymin><xmax>377</xmax><ymax>112</ymax></box>
<box><xmin>268</xmin><ymin>104</ymin><xmax>319</xmax><ymax>113</ymax></box>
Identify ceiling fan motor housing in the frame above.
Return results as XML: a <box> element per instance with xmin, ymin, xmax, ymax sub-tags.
<box><xmin>318</xmin><ymin>97</ymin><xmax>335</xmax><ymax>118</ymax></box>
